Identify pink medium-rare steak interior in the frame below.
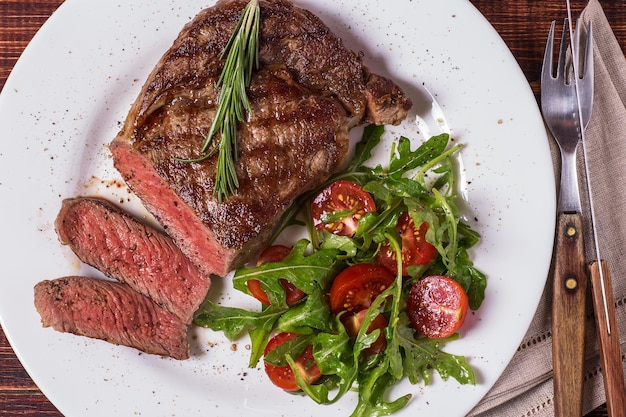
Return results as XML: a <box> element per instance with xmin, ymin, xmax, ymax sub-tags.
<box><xmin>34</xmin><ymin>276</ymin><xmax>190</xmax><ymax>360</ymax></box>
<box><xmin>110</xmin><ymin>0</ymin><xmax>412</xmax><ymax>277</ymax></box>
<box><xmin>55</xmin><ymin>197</ymin><xmax>210</xmax><ymax>324</ymax></box>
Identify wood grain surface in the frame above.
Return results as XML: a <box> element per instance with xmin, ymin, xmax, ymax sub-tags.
<box><xmin>1</xmin><ymin>0</ymin><xmax>622</xmax><ymax>415</ymax></box>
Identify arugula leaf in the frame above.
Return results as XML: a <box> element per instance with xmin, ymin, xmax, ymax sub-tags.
<box><xmin>430</xmin><ymin>188</ymin><xmax>459</xmax><ymax>272</ymax></box>
<box><xmin>313</xmin><ymin>321</ymin><xmax>353</xmax><ymax>377</ymax></box>
<box><xmin>194</xmin><ymin>302</ymin><xmax>285</xmax><ymax>340</ymax></box>
<box><xmin>305</xmin><ymin>322</ymin><xmax>359</xmax><ymax>404</ymax></box>
<box><xmin>275</xmin><ymin>285</ymin><xmax>333</xmax><ymax>334</ymax></box>
<box><xmin>396</xmin><ymin>313</ymin><xmax>475</xmax><ymax>385</ymax></box>
<box><xmin>352</xmin><ymin>369</ymin><xmax>411</xmax><ymax>417</ymax></box>
<box><xmin>248</xmin><ymin>326</ymin><xmax>271</xmax><ymax>366</ymax></box>
<box><xmin>388</xmin><ymin>134</ymin><xmax>449</xmax><ymax>178</ymax></box>
<box><xmin>233</xmin><ymin>239</ymin><xmax>343</xmax><ymax>306</ymax></box>
<box><xmin>458</xmin><ymin>221</ymin><xmax>481</xmax><ymax>248</ymax></box>
<box><xmin>318</xmin><ymin>233</ymin><xmax>360</xmax><ymax>259</ymax></box>
<box><xmin>454</xmin><ymin>247</ymin><xmax>488</xmax><ymax>310</ymax></box>
<box><xmin>343</xmin><ymin>124</ymin><xmax>385</xmax><ymax>174</ymax></box>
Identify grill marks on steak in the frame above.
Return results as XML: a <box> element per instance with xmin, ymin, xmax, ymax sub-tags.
<box><xmin>55</xmin><ymin>197</ymin><xmax>210</xmax><ymax>324</ymax></box>
<box><xmin>110</xmin><ymin>0</ymin><xmax>412</xmax><ymax>277</ymax></box>
<box><xmin>257</xmin><ymin>6</ymin><xmax>408</xmax><ymax>124</ymax></box>
<box><xmin>34</xmin><ymin>277</ymin><xmax>189</xmax><ymax>360</ymax></box>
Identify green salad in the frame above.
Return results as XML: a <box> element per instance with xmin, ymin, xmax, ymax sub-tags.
<box><xmin>195</xmin><ymin>124</ymin><xmax>487</xmax><ymax>416</ymax></box>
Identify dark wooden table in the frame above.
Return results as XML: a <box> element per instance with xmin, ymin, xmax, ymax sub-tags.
<box><xmin>1</xmin><ymin>0</ymin><xmax>622</xmax><ymax>415</ymax></box>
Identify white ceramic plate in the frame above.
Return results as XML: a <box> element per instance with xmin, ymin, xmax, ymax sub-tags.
<box><xmin>0</xmin><ymin>0</ymin><xmax>555</xmax><ymax>416</ymax></box>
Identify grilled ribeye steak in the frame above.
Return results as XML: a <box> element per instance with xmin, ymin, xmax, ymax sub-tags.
<box><xmin>55</xmin><ymin>197</ymin><xmax>210</xmax><ymax>324</ymax></box>
<box><xmin>110</xmin><ymin>0</ymin><xmax>412</xmax><ymax>277</ymax></box>
<box><xmin>34</xmin><ymin>276</ymin><xmax>189</xmax><ymax>359</ymax></box>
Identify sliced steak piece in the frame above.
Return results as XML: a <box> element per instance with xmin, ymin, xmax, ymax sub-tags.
<box><xmin>34</xmin><ymin>276</ymin><xmax>189</xmax><ymax>360</ymax></box>
<box><xmin>110</xmin><ymin>0</ymin><xmax>412</xmax><ymax>277</ymax></box>
<box><xmin>55</xmin><ymin>197</ymin><xmax>209</xmax><ymax>324</ymax></box>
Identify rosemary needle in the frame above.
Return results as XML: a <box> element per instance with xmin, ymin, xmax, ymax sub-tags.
<box><xmin>194</xmin><ymin>0</ymin><xmax>260</xmax><ymax>202</ymax></box>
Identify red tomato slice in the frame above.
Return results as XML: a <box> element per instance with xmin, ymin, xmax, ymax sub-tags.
<box><xmin>344</xmin><ymin>310</ymin><xmax>388</xmax><ymax>355</ymax></box>
<box><xmin>311</xmin><ymin>180</ymin><xmax>376</xmax><ymax>237</ymax></box>
<box><xmin>247</xmin><ymin>245</ymin><xmax>305</xmax><ymax>306</ymax></box>
<box><xmin>329</xmin><ymin>263</ymin><xmax>395</xmax><ymax>315</ymax></box>
<box><xmin>257</xmin><ymin>245</ymin><xmax>292</xmax><ymax>263</ymax></box>
<box><xmin>263</xmin><ymin>332</ymin><xmax>322</xmax><ymax>391</ymax></box>
<box><xmin>406</xmin><ymin>275</ymin><xmax>469</xmax><ymax>339</ymax></box>
<box><xmin>377</xmin><ymin>211</ymin><xmax>438</xmax><ymax>276</ymax></box>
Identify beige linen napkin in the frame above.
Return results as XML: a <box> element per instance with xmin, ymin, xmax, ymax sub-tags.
<box><xmin>468</xmin><ymin>0</ymin><xmax>626</xmax><ymax>415</ymax></box>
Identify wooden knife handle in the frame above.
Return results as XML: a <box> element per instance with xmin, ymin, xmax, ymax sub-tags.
<box><xmin>589</xmin><ymin>260</ymin><xmax>626</xmax><ymax>417</ymax></box>
<box><xmin>552</xmin><ymin>212</ymin><xmax>588</xmax><ymax>417</ymax></box>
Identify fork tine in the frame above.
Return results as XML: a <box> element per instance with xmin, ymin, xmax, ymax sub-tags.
<box><xmin>574</xmin><ymin>19</ymin><xmax>593</xmax><ymax>77</ymax></box>
<box><xmin>575</xmin><ymin>19</ymin><xmax>594</xmax><ymax>128</ymax></box>
<box><xmin>557</xmin><ymin>18</ymin><xmax>570</xmax><ymax>79</ymax></box>
<box><xmin>542</xmin><ymin>21</ymin><xmax>556</xmax><ymax>81</ymax></box>
<box><xmin>583</xmin><ymin>20</ymin><xmax>593</xmax><ymax>79</ymax></box>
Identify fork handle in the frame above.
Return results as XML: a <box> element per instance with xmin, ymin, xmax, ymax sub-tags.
<box><xmin>552</xmin><ymin>212</ymin><xmax>588</xmax><ymax>417</ymax></box>
<box><xmin>589</xmin><ymin>261</ymin><xmax>626</xmax><ymax>417</ymax></box>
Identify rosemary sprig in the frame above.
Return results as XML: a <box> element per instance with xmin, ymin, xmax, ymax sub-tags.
<box><xmin>198</xmin><ymin>0</ymin><xmax>260</xmax><ymax>202</ymax></box>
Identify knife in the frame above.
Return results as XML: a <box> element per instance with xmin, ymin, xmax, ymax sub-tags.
<box><xmin>589</xmin><ymin>261</ymin><xmax>626</xmax><ymax>417</ymax></box>
<box><xmin>565</xmin><ymin>2</ymin><xmax>626</xmax><ymax>416</ymax></box>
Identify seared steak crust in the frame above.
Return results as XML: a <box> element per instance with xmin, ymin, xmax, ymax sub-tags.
<box><xmin>110</xmin><ymin>0</ymin><xmax>412</xmax><ymax>277</ymax></box>
<box><xmin>34</xmin><ymin>276</ymin><xmax>189</xmax><ymax>360</ymax></box>
<box><xmin>55</xmin><ymin>197</ymin><xmax>210</xmax><ymax>324</ymax></box>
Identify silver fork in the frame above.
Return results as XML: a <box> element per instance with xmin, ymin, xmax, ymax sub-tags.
<box><xmin>542</xmin><ymin>18</ymin><xmax>593</xmax><ymax>211</ymax></box>
<box><xmin>540</xmin><ymin>18</ymin><xmax>593</xmax><ymax>417</ymax></box>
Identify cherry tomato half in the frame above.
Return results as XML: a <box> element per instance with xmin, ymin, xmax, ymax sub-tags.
<box><xmin>344</xmin><ymin>310</ymin><xmax>388</xmax><ymax>355</ymax></box>
<box><xmin>311</xmin><ymin>180</ymin><xmax>376</xmax><ymax>237</ymax></box>
<box><xmin>329</xmin><ymin>263</ymin><xmax>395</xmax><ymax>315</ymax></box>
<box><xmin>406</xmin><ymin>275</ymin><xmax>469</xmax><ymax>339</ymax></box>
<box><xmin>246</xmin><ymin>245</ymin><xmax>305</xmax><ymax>306</ymax></box>
<box><xmin>263</xmin><ymin>332</ymin><xmax>322</xmax><ymax>391</ymax></box>
<box><xmin>257</xmin><ymin>245</ymin><xmax>292</xmax><ymax>264</ymax></box>
<box><xmin>377</xmin><ymin>211</ymin><xmax>438</xmax><ymax>276</ymax></box>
